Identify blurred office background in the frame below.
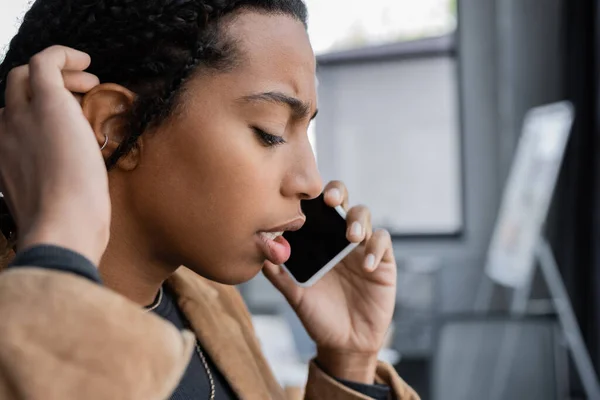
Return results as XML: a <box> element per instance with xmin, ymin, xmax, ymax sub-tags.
<box><xmin>2</xmin><ymin>0</ymin><xmax>600</xmax><ymax>399</ymax></box>
<box><xmin>242</xmin><ymin>1</ymin><xmax>600</xmax><ymax>399</ymax></box>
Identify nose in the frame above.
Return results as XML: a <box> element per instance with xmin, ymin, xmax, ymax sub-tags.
<box><xmin>281</xmin><ymin>137</ymin><xmax>323</xmax><ymax>200</ymax></box>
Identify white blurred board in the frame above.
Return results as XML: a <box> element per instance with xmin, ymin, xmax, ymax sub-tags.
<box><xmin>485</xmin><ymin>102</ymin><xmax>574</xmax><ymax>288</ymax></box>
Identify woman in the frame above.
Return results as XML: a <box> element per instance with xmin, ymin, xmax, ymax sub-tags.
<box><xmin>0</xmin><ymin>1</ymin><xmax>418</xmax><ymax>399</ymax></box>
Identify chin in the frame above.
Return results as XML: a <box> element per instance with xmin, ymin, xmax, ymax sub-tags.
<box><xmin>185</xmin><ymin>259</ymin><xmax>265</xmax><ymax>286</ymax></box>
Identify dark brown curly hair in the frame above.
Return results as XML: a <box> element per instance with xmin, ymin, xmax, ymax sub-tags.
<box><xmin>0</xmin><ymin>0</ymin><xmax>308</xmax><ymax>266</ymax></box>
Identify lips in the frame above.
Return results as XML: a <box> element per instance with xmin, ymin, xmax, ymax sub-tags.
<box><xmin>262</xmin><ymin>217</ymin><xmax>306</xmax><ymax>234</ymax></box>
<box><xmin>256</xmin><ymin>233</ymin><xmax>291</xmax><ymax>265</ymax></box>
<box><xmin>256</xmin><ymin>217</ymin><xmax>305</xmax><ymax>265</ymax></box>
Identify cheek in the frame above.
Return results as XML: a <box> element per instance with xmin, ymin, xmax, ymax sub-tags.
<box><xmin>185</xmin><ymin>125</ymin><xmax>281</xmax><ymax>208</ymax></box>
<box><xmin>143</xmin><ymin>118</ymin><xmax>284</xmax><ymax>239</ymax></box>
<box><xmin>127</xmin><ymin>116</ymin><xmax>294</xmax><ymax>283</ymax></box>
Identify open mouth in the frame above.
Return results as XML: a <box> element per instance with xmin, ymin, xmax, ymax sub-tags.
<box><xmin>256</xmin><ymin>231</ymin><xmax>291</xmax><ymax>265</ymax></box>
<box><xmin>255</xmin><ymin>216</ymin><xmax>304</xmax><ymax>265</ymax></box>
<box><xmin>259</xmin><ymin>231</ymin><xmax>284</xmax><ymax>241</ymax></box>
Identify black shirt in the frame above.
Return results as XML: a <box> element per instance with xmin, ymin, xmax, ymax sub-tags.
<box><xmin>151</xmin><ymin>285</ymin><xmax>237</xmax><ymax>400</ymax></box>
<box><xmin>152</xmin><ymin>285</ymin><xmax>390</xmax><ymax>400</ymax></box>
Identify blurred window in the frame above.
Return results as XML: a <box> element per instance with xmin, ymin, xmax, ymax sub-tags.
<box><xmin>307</xmin><ymin>0</ymin><xmax>461</xmax><ymax>236</ymax></box>
<box><xmin>305</xmin><ymin>0</ymin><xmax>457</xmax><ymax>55</ymax></box>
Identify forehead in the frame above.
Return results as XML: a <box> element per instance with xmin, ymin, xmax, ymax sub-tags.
<box><xmin>217</xmin><ymin>11</ymin><xmax>316</xmax><ymax>102</ymax></box>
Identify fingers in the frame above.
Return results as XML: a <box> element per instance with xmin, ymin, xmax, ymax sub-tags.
<box><xmin>323</xmin><ymin>180</ymin><xmax>349</xmax><ymax>210</ymax></box>
<box><xmin>345</xmin><ymin>205</ymin><xmax>372</xmax><ymax>243</ymax></box>
<box><xmin>323</xmin><ymin>180</ymin><xmax>374</xmax><ymax>243</ymax></box>
<box><xmin>4</xmin><ymin>65</ymin><xmax>30</xmax><ymax>109</ymax></box>
<box><xmin>62</xmin><ymin>71</ymin><xmax>100</xmax><ymax>94</ymax></box>
<box><xmin>319</xmin><ymin>181</ymin><xmax>392</xmax><ymax>274</ymax></box>
<box><xmin>28</xmin><ymin>45</ymin><xmax>92</xmax><ymax>97</ymax></box>
<box><xmin>4</xmin><ymin>46</ymin><xmax>97</xmax><ymax>111</ymax></box>
<box><xmin>263</xmin><ymin>262</ymin><xmax>303</xmax><ymax>306</ymax></box>
<box><xmin>362</xmin><ymin>229</ymin><xmax>393</xmax><ymax>272</ymax></box>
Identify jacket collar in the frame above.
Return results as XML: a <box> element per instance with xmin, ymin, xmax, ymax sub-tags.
<box><xmin>167</xmin><ymin>267</ymin><xmax>282</xmax><ymax>400</ymax></box>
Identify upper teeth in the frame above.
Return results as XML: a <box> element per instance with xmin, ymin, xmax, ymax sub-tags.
<box><xmin>263</xmin><ymin>232</ymin><xmax>283</xmax><ymax>240</ymax></box>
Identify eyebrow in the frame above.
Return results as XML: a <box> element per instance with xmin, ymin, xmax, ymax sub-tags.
<box><xmin>239</xmin><ymin>91</ymin><xmax>319</xmax><ymax>121</ymax></box>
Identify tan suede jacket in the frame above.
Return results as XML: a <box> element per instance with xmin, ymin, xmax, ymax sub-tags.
<box><xmin>0</xmin><ymin>266</ymin><xmax>419</xmax><ymax>400</ymax></box>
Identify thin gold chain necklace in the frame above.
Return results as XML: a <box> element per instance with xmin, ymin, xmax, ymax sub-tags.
<box><xmin>145</xmin><ymin>287</ymin><xmax>216</xmax><ymax>399</ymax></box>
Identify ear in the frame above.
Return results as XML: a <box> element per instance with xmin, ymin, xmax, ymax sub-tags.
<box><xmin>81</xmin><ymin>83</ymin><xmax>139</xmax><ymax>170</ymax></box>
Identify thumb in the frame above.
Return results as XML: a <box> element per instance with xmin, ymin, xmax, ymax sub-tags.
<box><xmin>262</xmin><ymin>262</ymin><xmax>303</xmax><ymax>306</ymax></box>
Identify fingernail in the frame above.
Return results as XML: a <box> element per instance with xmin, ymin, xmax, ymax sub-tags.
<box><xmin>351</xmin><ymin>221</ymin><xmax>363</xmax><ymax>238</ymax></box>
<box><xmin>365</xmin><ymin>254</ymin><xmax>376</xmax><ymax>270</ymax></box>
<box><xmin>328</xmin><ymin>188</ymin><xmax>341</xmax><ymax>203</ymax></box>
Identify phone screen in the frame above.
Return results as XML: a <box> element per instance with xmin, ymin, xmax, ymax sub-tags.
<box><xmin>282</xmin><ymin>194</ymin><xmax>354</xmax><ymax>285</ymax></box>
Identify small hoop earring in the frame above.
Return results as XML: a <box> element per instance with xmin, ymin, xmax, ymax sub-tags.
<box><xmin>100</xmin><ymin>134</ymin><xmax>109</xmax><ymax>151</ymax></box>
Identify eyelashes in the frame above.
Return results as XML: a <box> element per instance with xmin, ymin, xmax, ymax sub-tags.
<box><xmin>252</xmin><ymin>127</ymin><xmax>286</xmax><ymax>147</ymax></box>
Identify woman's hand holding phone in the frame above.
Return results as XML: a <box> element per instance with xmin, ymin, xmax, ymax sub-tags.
<box><xmin>0</xmin><ymin>45</ymin><xmax>108</xmax><ymax>264</ymax></box>
<box><xmin>263</xmin><ymin>181</ymin><xmax>397</xmax><ymax>384</ymax></box>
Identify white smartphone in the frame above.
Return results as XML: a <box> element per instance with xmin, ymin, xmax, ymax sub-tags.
<box><xmin>281</xmin><ymin>194</ymin><xmax>359</xmax><ymax>287</ymax></box>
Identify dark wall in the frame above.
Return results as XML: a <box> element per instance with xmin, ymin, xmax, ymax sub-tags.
<box><xmin>547</xmin><ymin>0</ymin><xmax>599</xmax><ymax>396</ymax></box>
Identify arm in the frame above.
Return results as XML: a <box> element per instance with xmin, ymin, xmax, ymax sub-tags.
<box><xmin>0</xmin><ymin>265</ymin><xmax>194</xmax><ymax>400</ymax></box>
<box><xmin>204</xmin><ymin>278</ymin><xmax>418</xmax><ymax>400</ymax></box>
<box><xmin>262</xmin><ymin>182</ymin><xmax>421</xmax><ymax>400</ymax></box>
<box><xmin>303</xmin><ymin>360</ymin><xmax>419</xmax><ymax>400</ymax></box>
<box><xmin>0</xmin><ymin>46</ymin><xmax>194</xmax><ymax>400</ymax></box>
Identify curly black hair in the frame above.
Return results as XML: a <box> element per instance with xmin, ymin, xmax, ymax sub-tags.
<box><xmin>0</xmin><ymin>0</ymin><xmax>308</xmax><ymax>254</ymax></box>
<box><xmin>1</xmin><ymin>0</ymin><xmax>307</xmax><ymax>167</ymax></box>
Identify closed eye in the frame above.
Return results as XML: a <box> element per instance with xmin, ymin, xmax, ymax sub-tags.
<box><xmin>252</xmin><ymin>127</ymin><xmax>286</xmax><ymax>147</ymax></box>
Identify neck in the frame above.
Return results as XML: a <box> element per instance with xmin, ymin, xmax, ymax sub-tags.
<box><xmin>100</xmin><ymin>251</ymin><xmax>171</xmax><ymax>307</ymax></box>
<box><xmin>99</xmin><ymin>206</ymin><xmax>178</xmax><ymax>307</ymax></box>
